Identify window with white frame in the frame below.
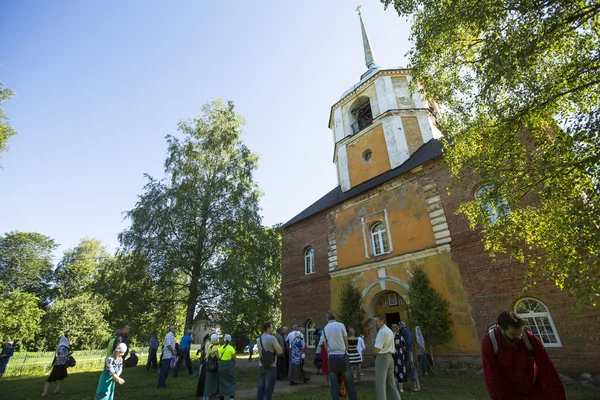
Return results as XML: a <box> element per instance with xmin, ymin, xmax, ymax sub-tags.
<box><xmin>305</xmin><ymin>320</ymin><xmax>316</xmax><ymax>348</ymax></box>
<box><xmin>475</xmin><ymin>184</ymin><xmax>509</xmax><ymax>224</ymax></box>
<box><xmin>370</xmin><ymin>222</ymin><xmax>389</xmax><ymax>256</ymax></box>
<box><xmin>515</xmin><ymin>298</ymin><xmax>562</xmax><ymax>347</ymax></box>
<box><xmin>304</xmin><ymin>247</ymin><xmax>315</xmax><ymax>275</ymax></box>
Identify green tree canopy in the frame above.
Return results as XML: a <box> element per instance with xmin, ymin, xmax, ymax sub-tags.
<box><xmin>0</xmin><ymin>286</ymin><xmax>44</xmax><ymax>350</ymax></box>
<box><xmin>0</xmin><ymin>82</ymin><xmax>16</xmax><ymax>165</ymax></box>
<box><xmin>93</xmin><ymin>252</ymin><xmax>186</xmax><ymax>345</ymax></box>
<box><xmin>216</xmin><ymin>224</ymin><xmax>282</xmax><ymax>342</ymax></box>
<box><xmin>41</xmin><ymin>293</ymin><xmax>110</xmax><ymax>351</ymax></box>
<box><xmin>0</xmin><ymin>231</ymin><xmax>58</xmax><ymax>308</ymax></box>
<box><xmin>382</xmin><ymin>0</ymin><xmax>600</xmax><ymax>305</ymax></box>
<box><xmin>406</xmin><ymin>268</ymin><xmax>452</xmax><ymax>352</ymax></box>
<box><xmin>120</xmin><ymin>99</ymin><xmax>264</xmax><ymax>328</ymax></box>
<box><xmin>54</xmin><ymin>237</ymin><xmax>110</xmax><ymax>299</ymax></box>
<box><xmin>338</xmin><ymin>280</ymin><xmax>370</xmax><ymax>336</ymax></box>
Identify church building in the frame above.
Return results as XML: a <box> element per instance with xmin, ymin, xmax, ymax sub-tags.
<box><xmin>280</xmin><ymin>12</ymin><xmax>599</xmax><ymax>373</ymax></box>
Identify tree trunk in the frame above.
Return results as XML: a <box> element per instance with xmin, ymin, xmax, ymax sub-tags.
<box><xmin>185</xmin><ymin>283</ymin><xmax>198</xmax><ymax>329</ymax></box>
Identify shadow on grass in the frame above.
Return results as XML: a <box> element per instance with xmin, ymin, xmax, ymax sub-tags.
<box><xmin>0</xmin><ymin>364</ymin><xmax>257</xmax><ymax>400</ymax></box>
<box><xmin>1</xmin><ymin>366</ymin><xmax>597</xmax><ymax>400</ymax></box>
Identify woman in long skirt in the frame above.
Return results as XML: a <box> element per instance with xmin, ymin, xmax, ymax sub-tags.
<box><xmin>347</xmin><ymin>328</ymin><xmax>362</xmax><ymax>383</ymax></box>
<box><xmin>289</xmin><ymin>335</ymin><xmax>307</xmax><ymax>385</ymax></box>
<box><xmin>42</xmin><ymin>335</ymin><xmax>73</xmax><ymax>396</ymax></box>
<box><xmin>94</xmin><ymin>343</ymin><xmax>127</xmax><ymax>400</ymax></box>
<box><xmin>203</xmin><ymin>334</ymin><xmax>220</xmax><ymax>399</ymax></box>
<box><xmin>195</xmin><ymin>336</ymin><xmax>210</xmax><ymax>398</ymax></box>
<box><xmin>392</xmin><ymin>324</ymin><xmax>408</xmax><ymax>393</ymax></box>
<box><xmin>317</xmin><ymin>335</ymin><xmax>330</xmax><ymax>386</ymax></box>
<box><xmin>217</xmin><ymin>334</ymin><xmax>236</xmax><ymax>399</ymax></box>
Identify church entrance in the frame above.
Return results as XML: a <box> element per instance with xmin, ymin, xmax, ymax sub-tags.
<box><xmin>373</xmin><ymin>290</ymin><xmax>409</xmax><ymax>326</ymax></box>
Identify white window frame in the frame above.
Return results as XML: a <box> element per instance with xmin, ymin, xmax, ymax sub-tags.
<box><xmin>304</xmin><ymin>247</ymin><xmax>315</xmax><ymax>275</ymax></box>
<box><xmin>370</xmin><ymin>222</ymin><xmax>389</xmax><ymax>256</ymax></box>
<box><xmin>514</xmin><ymin>298</ymin><xmax>562</xmax><ymax>348</ymax></box>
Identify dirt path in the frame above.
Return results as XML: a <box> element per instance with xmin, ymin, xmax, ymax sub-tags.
<box><xmin>232</xmin><ymin>364</ymin><xmax>376</xmax><ymax>399</ymax></box>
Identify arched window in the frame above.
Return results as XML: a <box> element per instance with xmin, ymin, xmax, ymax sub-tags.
<box><xmin>350</xmin><ymin>97</ymin><xmax>373</xmax><ymax>134</ymax></box>
<box><xmin>370</xmin><ymin>222</ymin><xmax>389</xmax><ymax>256</ymax></box>
<box><xmin>514</xmin><ymin>298</ymin><xmax>562</xmax><ymax>347</ymax></box>
<box><xmin>475</xmin><ymin>184</ymin><xmax>509</xmax><ymax>224</ymax></box>
<box><xmin>304</xmin><ymin>247</ymin><xmax>315</xmax><ymax>275</ymax></box>
<box><xmin>304</xmin><ymin>319</ymin><xmax>316</xmax><ymax>348</ymax></box>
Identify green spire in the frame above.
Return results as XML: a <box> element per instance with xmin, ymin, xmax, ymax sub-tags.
<box><xmin>357</xmin><ymin>6</ymin><xmax>378</xmax><ymax>70</ymax></box>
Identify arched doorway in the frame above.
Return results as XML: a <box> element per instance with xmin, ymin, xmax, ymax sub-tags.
<box><xmin>373</xmin><ymin>290</ymin><xmax>409</xmax><ymax>327</ymax></box>
<box><xmin>360</xmin><ymin>277</ymin><xmax>410</xmax><ymax>348</ymax></box>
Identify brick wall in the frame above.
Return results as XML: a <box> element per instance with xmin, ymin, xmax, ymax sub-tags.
<box><xmin>282</xmin><ymin>212</ymin><xmax>331</xmax><ymax>331</ymax></box>
<box><xmin>429</xmin><ymin>158</ymin><xmax>600</xmax><ymax>374</ymax></box>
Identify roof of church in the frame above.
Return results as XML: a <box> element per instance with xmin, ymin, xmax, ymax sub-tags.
<box><xmin>284</xmin><ymin>139</ymin><xmax>444</xmax><ymax>228</ymax></box>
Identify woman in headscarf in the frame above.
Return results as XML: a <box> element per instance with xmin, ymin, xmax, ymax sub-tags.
<box><xmin>41</xmin><ymin>335</ymin><xmax>73</xmax><ymax>396</ymax></box>
<box><xmin>392</xmin><ymin>323</ymin><xmax>408</xmax><ymax>393</ymax></box>
<box><xmin>195</xmin><ymin>333</ymin><xmax>212</xmax><ymax>398</ymax></box>
<box><xmin>217</xmin><ymin>334</ymin><xmax>236</xmax><ymax>399</ymax></box>
<box><xmin>0</xmin><ymin>341</ymin><xmax>14</xmax><ymax>380</ymax></box>
<box><xmin>202</xmin><ymin>333</ymin><xmax>220</xmax><ymax>400</ymax></box>
<box><xmin>289</xmin><ymin>332</ymin><xmax>308</xmax><ymax>385</ymax></box>
<box><xmin>94</xmin><ymin>343</ymin><xmax>127</xmax><ymax>400</ymax></box>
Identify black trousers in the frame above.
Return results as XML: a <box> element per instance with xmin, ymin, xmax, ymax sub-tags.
<box><xmin>147</xmin><ymin>347</ymin><xmax>158</xmax><ymax>370</ymax></box>
<box><xmin>276</xmin><ymin>356</ymin><xmax>285</xmax><ymax>379</ymax></box>
<box><xmin>173</xmin><ymin>348</ymin><xmax>193</xmax><ymax>376</ymax></box>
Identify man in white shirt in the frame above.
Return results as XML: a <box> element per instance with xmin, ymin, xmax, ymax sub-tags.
<box><xmin>373</xmin><ymin>315</ymin><xmax>401</xmax><ymax>400</ymax></box>
<box><xmin>322</xmin><ymin>310</ymin><xmax>357</xmax><ymax>400</ymax></box>
<box><xmin>157</xmin><ymin>325</ymin><xmax>177</xmax><ymax>389</ymax></box>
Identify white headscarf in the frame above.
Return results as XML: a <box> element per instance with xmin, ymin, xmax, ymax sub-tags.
<box><xmin>116</xmin><ymin>343</ymin><xmax>127</xmax><ymax>353</ymax></box>
<box><xmin>58</xmin><ymin>335</ymin><xmax>69</xmax><ymax>349</ymax></box>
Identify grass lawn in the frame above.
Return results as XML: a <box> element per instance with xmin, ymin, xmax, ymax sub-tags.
<box><xmin>1</xmin><ymin>359</ymin><xmax>597</xmax><ymax>400</ymax></box>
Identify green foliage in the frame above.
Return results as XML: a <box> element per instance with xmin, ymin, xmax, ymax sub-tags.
<box><xmin>0</xmin><ymin>231</ymin><xmax>58</xmax><ymax>308</ymax></box>
<box><xmin>406</xmin><ymin>268</ymin><xmax>452</xmax><ymax>350</ymax></box>
<box><xmin>40</xmin><ymin>293</ymin><xmax>110</xmax><ymax>351</ymax></box>
<box><xmin>0</xmin><ymin>287</ymin><xmax>44</xmax><ymax>350</ymax></box>
<box><xmin>120</xmin><ymin>99</ymin><xmax>265</xmax><ymax>328</ymax></box>
<box><xmin>217</xmin><ymin>224</ymin><xmax>283</xmax><ymax>341</ymax></box>
<box><xmin>338</xmin><ymin>280</ymin><xmax>370</xmax><ymax>335</ymax></box>
<box><xmin>54</xmin><ymin>237</ymin><xmax>110</xmax><ymax>299</ymax></box>
<box><xmin>0</xmin><ymin>82</ymin><xmax>16</xmax><ymax>165</ymax></box>
<box><xmin>92</xmin><ymin>252</ymin><xmax>186</xmax><ymax>345</ymax></box>
<box><xmin>381</xmin><ymin>0</ymin><xmax>600</xmax><ymax>305</ymax></box>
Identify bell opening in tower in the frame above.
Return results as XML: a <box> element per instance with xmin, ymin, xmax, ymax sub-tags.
<box><xmin>350</xmin><ymin>97</ymin><xmax>373</xmax><ymax>134</ymax></box>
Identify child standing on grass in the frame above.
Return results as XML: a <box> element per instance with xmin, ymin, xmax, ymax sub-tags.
<box><xmin>94</xmin><ymin>343</ymin><xmax>127</xmax><ymax>400</ymax></box>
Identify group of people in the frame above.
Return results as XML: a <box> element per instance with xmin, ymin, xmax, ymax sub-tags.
<box><xmin>0</xmin><ymin>309</ymin><xmax>571</xmax><ymax>400</ymax></box>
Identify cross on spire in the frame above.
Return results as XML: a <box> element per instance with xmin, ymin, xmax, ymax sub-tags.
<box><xmin>357</xmin><ymin>6</ymin><xmax>377</xmax><ymax>70</ymax></box>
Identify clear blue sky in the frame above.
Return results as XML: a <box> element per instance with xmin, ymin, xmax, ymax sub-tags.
<box><xmin>0</xmin><ymin>0</ymin><xmax>411</xmax><ymax>259</ymax></box>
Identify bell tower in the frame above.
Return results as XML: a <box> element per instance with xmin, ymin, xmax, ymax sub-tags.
<box><xmin>329</xmin><ymin>8</ymin><xmax>442</xmax><ymax>192</ymax></box>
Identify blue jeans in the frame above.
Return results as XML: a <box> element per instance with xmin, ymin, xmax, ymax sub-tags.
<box><xmin>328</xmin><ymin>355</ymin><xmax>357</xmax><ymax>400</ymax></box>
<box><xmin>256</xmin><ymin>365</ymin><xmax>277</xmax><ymax>400</ymax></box>
<box><xmin>157</xmin><ymin>358</ymin><xmax>171</xmax><ymax>388</ymax></box>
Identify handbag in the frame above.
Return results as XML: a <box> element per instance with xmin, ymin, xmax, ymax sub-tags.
<box><xmin>206</xmin><ymin>345</ymin><xmax>220</xmax><ymax>372</ymax></box>
<box><xmin>259</xmin><ymin>336</ymin><xmax>276</xmax><ymax>367</ymax></box>
<box><xmin>67</xmin><ymin>355</ymin><xmax>76</xmax><ymax>368</ymax></box>
<box><xmin>338</xmin><ymin>374</ymin><xmax>348</xmax><ymax>397</ymax></box>
<box><xmin>323</xmin><ymin>328</ymin><xmax>347</xmax><ymax>373</ymax></box>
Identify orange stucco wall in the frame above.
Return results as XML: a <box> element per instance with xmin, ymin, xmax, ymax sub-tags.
<box><xmin>346</xmin><ymin>124</ymin><xmax>391</xmax><ymax>188</ymax></box>
<box><xmin>329</xmin><ymin>251</ymin><xmax>480</xmax><ymax>355</ymax></box>
<box><xmin>334</xmin><ymin>181</ymin><xmax>436</xmax><ymax>270</ymax></box>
